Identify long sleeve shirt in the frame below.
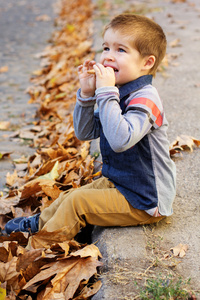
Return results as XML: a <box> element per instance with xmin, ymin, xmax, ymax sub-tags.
<box><xmin>73</xmin><ymin>75</ymin><xmax>176</xmax><ymax>216</ymax></box>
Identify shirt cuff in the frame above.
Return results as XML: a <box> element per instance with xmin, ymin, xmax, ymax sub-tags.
<box><xmin>145</xmin><ymin>207</ymin><xmax>161</xmax><ymax>217</ymax></box>
<box><xmin>95</xmin><ymin>86</ymin><xmax>119</xmax><ymax>100</ymax></box>
<box><xmin>76</xmin><ymin>88</ymin><xmax>96</xmax><ymax>107</ymax></box>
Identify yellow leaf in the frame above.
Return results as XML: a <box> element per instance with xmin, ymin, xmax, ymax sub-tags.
<box><xmin>0</xmin><ymin>284</ymin><xmax>6</xmax><ymax>300</ymax></box>
<box><xmin>39</xmin><ymin>161</ymin><xmax>59</xmax><ymax>180</ymax></box>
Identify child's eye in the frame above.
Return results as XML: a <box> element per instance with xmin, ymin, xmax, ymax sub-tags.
<box><xmin>118</xmin><ymin>48</ymin><xmax>125</xmax><ymax>53</ymax></box>
<box><xmin>103</xmin><ymin>47</ymin><xmax>110</xmax><ymax>51</ymax></box>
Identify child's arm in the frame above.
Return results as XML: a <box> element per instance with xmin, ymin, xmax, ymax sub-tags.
<box><xmin>93</xmin><ymin>64</ymin><xmax>162</xmax><ymax>152</ymax></box>
<box><xmin>73</xmin><ymin>60</ymin><xmax>101</xmax><ymax>141</ymax></box>
<box><xmin>73</xmin><ymin>91</ymin><xmax>101</xmax><ymax>141</ymax></box>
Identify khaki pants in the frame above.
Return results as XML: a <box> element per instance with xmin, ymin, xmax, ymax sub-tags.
<box><xmin>39</xmin><ymin>177</ymin><xmax>164</xmax><ymax>240</ymax></box>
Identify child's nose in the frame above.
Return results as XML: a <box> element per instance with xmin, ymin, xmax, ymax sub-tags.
<box><xmin>105</xmin><ymin>53</ymin><xmax>115</xmax><ymax>61</ymax></box>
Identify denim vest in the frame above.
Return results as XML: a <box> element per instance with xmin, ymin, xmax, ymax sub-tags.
<box><xmin>100</xmin><ymin>75</ymin><xmax>158</xmax><ymax>210</ymax></box>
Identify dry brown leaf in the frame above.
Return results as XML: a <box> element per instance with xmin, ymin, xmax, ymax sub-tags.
<box><xmin>29</xmin><ymin>228</ymin><xmax>79</xmax><ymax>249</ymax></box>
<box><xmin>169</xmin><ymin>38</ymin><xmax>181</xmax><ymax>48</ymax></box>
<box><xmin>0</xmin><ymin>121</ymin><xmax>10</xmax><ymax>130</ymax></box>
<box><xmin>41</xmin><ymin>257</ymin><xmax>102</xmax><ymax>300</ymax></box>
<box><xmin>0</xmin><ymin>257</ymin><xmax>20</xmax><ymax>291</ymax></box>
<box><xmin>73</xmin><ymin>280</ymin><xmax>102</xmax><ymax>299</ymax></box>
<box><xmin>21</xmin><ymin>257</ymin><xmax>78</xmax><ymax>290</ymax></box>
<box><xmin>0</xmin><ymin>66</ymin><xmax>9</xmax><ymax>73</ymax></box>
<box><xmin>70</xmin><ymin>244</ymin><xmax>102</xmax><ymax>259</ymax></box>
<box><xmin>0</xmin><ymin>151</ymin><xmax>12</xmax><ymax>160</ymax></box>
<box><xmin>171</xmin><ymin>243</ymin><xmax>188</xmax><ymax>257</ymax></box>
<box><xmin>6</xmin><ymin>170</ymin><xmax>20</xmax><ymax>187</ymax></box>
<box><xmin>171</xmin><ymin>0</ymin><xmax>186</xmax><ymax>2</ymax></box>
<box><xmin>51</xmin><ymin>242</ymin><xmax>70</xmax><ymax>256</ymax></box>
<box><xmin>0</xmin><ymin>193</ymin><xmax>20</xmax><ymax>215</ymax></box>
<box><xmin>170</xmin><ymin>135</ymin><xmax>200</xmax><ymax>156</ymax></box>
<box><xmin>41</xmin><ymin>185</ymin><xmax>61</xmax><ymax>202</ymax></box>
<box><xmin>36</xmin><ymin>14</ymin><xmax>51</xmax><ymax>22</ymax></box>
<box><xmin>0</xmin><ymin>232</ymin><xmax>29</xmax><ymax>246</ymax></box>
<box><xmin>16</xmin><ymin>248</ymin><xmax>43</xmax><ymax>272</ymax></box>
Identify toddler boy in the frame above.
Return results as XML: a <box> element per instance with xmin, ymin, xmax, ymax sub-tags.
<box><xmin>5</xmin><ymin>14</ymin><xmax>176</xmax><ymax>239</ymax></box>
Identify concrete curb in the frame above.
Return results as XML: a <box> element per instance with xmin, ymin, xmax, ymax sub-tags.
<box><xmin>90</xmin><ymin>0</ymin><xmax>200</xmax><ymax>298</ymax></box>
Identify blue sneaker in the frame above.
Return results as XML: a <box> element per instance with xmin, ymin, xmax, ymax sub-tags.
<box><xmin>5</xmin><ymin>213</ymin><xmax>40</xmax><ymax>234</ymax></box>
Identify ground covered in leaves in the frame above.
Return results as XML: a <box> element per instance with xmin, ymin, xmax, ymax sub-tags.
<box><xmin>0</xmin><ymin>0</ymin><xmax>102</xmax><ymax>299</ymax></box>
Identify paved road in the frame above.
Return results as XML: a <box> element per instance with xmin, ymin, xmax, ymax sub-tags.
<box><xmin>0</xmin><ymin>0</ymin><xmax>56</xmax><ymax>190</ymax></box>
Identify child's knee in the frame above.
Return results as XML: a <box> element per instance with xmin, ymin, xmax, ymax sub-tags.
<box><xmin>69</xmin><ymin>189</ymin><xmax>91</xmax><ymax>214</ymax></box>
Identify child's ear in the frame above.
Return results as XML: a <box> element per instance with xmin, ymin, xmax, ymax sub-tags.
<box><xmin>143</xmin><ymin>55</ymin><xmax>156</xmax><ymax>70</ymax></box>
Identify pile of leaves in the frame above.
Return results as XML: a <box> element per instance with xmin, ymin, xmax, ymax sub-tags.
<box><xmin>0</xmin><ymin>240</ymin><xmax>102</xmax><ymax>299</ymax></box>
<box><xmin>0</xmin><ymin>0</ymin><xmax>97</xmax><ymax>222</ymax></box>
<box><xmin>0</xmin><ymin>0</ymin><xmax>103</xmax><ymax>298</ymax></box>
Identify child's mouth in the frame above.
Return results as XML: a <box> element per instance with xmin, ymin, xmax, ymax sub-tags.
<box><xmin>104</xmin><ymin>65</ymin><xmax>118</xmax><ymax>73</ymax></box>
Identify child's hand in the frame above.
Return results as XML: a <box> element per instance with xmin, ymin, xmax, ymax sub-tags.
<box><xmin>78</xmin><ymin>60</ymin><xmax>96</xmax><ymax>98</ymax></box>
<box><xmin>93</xmin><ymin>63</ymin><xmax>115</xmax><ymax>89</ymax></box>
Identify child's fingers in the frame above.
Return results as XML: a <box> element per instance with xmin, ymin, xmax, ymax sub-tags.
<box><xmin>93</xmin><ymin>63</ymin><xmax>103</xmax><ymax>75</ymax></box>
<box><xmin>78</xmin><ymin>60</ymin><xmax>97</xmax><ymax>75</ymax></box>
<box><xmin>106</xmin><ymin>66</ymin><xmax>115</xmax><ymax>75</ymax></box>
<box><xmin>77</xmin><ymin>65</ymin><xmax>84</xmax><ymax>74</ymax></box>
<box><xmin>88</xmin><ymin>60</ymin><xmax>96</xmax><ymax>68</ymax></box>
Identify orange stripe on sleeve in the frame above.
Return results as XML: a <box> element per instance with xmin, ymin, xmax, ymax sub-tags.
<box><xmin>128</xmin><ymin>97</ymin><xmax>163</xmax><ymax>127</ymax></box>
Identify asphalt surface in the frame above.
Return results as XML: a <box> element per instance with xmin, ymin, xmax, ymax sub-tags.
<box><xmin>0</xmin><ymin>0</ymin><xmax>200</xmax><ymax>299</ymax></box>
<box><xmin>0</xmin><ymin>0</ymin><xmax>56</xmax><ymax>190</ymax></box>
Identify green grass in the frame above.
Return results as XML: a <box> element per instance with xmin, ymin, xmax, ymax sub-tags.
<box><xmin>138</xmin><ymin>275</ymin><xmax>194</xmax><ymax>300</ymax></box>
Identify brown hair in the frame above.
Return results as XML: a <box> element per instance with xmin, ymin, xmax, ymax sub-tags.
<box><xmin>103</xmin><ymin>14</ymin><xmax>167</xmax><ymax>76</ymax></box>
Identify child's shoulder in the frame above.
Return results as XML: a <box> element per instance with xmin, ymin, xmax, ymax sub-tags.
<box><xmin>125</xmin><ymin>84</ymin><xmax>162</xmax><ymax>108</ymax></box>
<box><xmin>131</xmin><ymin>83</ymin><xmax>158</xmax><ymax>98</ymax></box>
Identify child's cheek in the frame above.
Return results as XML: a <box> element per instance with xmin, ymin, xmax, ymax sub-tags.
<box><xmin>99</xmin><ymin>53</ymin><xmax>104</xmax><ymax>65</ymax></box>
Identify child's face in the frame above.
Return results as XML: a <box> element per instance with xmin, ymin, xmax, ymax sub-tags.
<box><xmin>100</xmin><ymin>28</ymin><xmax>148</xmax><ymax>86</ymax></box>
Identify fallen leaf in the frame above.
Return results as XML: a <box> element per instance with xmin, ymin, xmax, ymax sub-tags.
<box><xmin>0</xmin><ymin>257</ymin><xmax>20</xmax><ymax>291</ymax></box>
<box><xmin>29</xmin><ymin>228</ymin><xmax>79</xmax><ymax>249</ymax></box>
<box><xmin>70</xmin><ymin>244</ymin><xmax>102</xmax><ymax>259</ymax></box>
<box><xmin>171</xmin><ymin>0</ymin><xmax>186</xmax><ymax>2</ymax></box>
<box><xmin>169</xmin><ymin>38</ymin><xmax>181</xmax><ymax>48</ymax></box>
<box><xmin>0</xmin><ymin>66</ymin><xmax>8</xmax><ymax>73</ymax></box>
<box><xmin>171</xmin><ymin>243</ymin><xmax>188</xmax><ymax>257</ymax></box>
<box><xmin>16</xmin><ymin>248</ymin><xmax>43</xmax><ymax>272</ymax></box>
<box><xmin>0</xmin><ymin>285</ymin><xmax>6</xmax><ymax>299</ymax></box>
<box><xmin>0</xmin><ymin>121</ymin><xmax>10</xmax><ymax>130</ymax></box>
<box><xmin>38</xmin><ymin>160</ymin><xmax>59</xmax><ymax>180</ymax></box>
<box><xmin>36</xmin><ymin>14</ymin><xmax>51</xmax><ymax>21</ymax></box>
<box><xmin>73</xmin><ymin>280</ymin><xmax>102</xmax><ymax>299</ymax></box>
<box><xmin>0</xmin><ymin>151</ymin><xmax>12</xmax><ymax>160</ymax></box>
<box><xmin>170</xmin><ymin>135</ymin><xmax>200</xmax><ymax>156</ymax></box>
<box><xmin>0</xmin><ymin>193</ymin><xmax>20</xmax><ymax>215</ymax></box>
<box><xmin>42</xmin><ymin>257</ymin><xmax>102</xmax><ymax>300</ymax></box>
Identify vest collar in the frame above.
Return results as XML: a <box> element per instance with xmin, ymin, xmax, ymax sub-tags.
<box><xmin>119</xmin><ymin>75</ymin><xmax>153</xmax><ymax>99</ymax></box>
